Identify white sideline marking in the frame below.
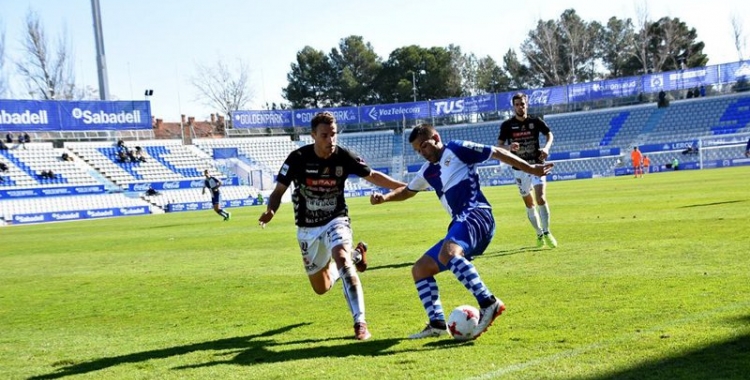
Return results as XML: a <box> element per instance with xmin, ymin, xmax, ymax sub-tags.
<box><xmin>465</xmin><ymin>301</ymin><xmax>750</xmax><ymax>380</ymax></box>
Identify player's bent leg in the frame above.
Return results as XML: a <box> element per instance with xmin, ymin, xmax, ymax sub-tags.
<box><xmin>307</xmin><ymin>261</ymin><xmax>338</xmax><ymax>295</ymax></box>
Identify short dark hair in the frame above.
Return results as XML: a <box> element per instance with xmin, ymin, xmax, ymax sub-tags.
<box><xmin>511</xmin><ymin>92</ymin><xmax>527</xmax><ymax>104</ymax></box>
<box><xmin>310</xmin><ymin>112</ymin><xmax>336</xmax><ymax>131</ymax></box>
<box><xmin>408</xmin><ymin>123</ymin><xmax>436</xmax><ymax>143</ymax></box>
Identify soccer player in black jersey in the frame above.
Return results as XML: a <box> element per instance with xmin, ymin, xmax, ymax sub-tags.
<box><xmin>498</xmin><ymin>92</ymin><xmax>558</xmax><ymax>248</ymax></box>
<box><xmin>203</xmin><ymin>169</ymin><xmax>230</xmax><ymax>221</ymax></box>
<box><xmin>258</xmin><ymin>111</ymin><xmax>405</xmax><ymax>340</ymax></box>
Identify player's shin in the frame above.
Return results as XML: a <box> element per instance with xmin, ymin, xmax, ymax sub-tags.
<box><xmin>340</xmin><ymin>265</ymin><xmax>365</xmax><ymax>323</ymax></box>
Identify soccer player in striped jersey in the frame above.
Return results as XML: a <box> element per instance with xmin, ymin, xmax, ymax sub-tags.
<box><xmin>203</xmin><ymin>169</ymin><xmax>231</xmax><ymax>221</ymax></box>
<box><xmin>370</xmin><ymin>124</ymin><xmax>553</xmax><ymax>340</ymax></box>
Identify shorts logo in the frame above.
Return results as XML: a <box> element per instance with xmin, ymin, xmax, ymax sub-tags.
<box><xmin>335</xmin><ymin>166</ymin><xmax>343</xmax><ymax>177</ymax></box>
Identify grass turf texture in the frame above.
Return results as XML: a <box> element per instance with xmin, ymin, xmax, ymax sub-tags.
<box><xmin>1</xmin><ymin>166</ymin><xmax>749</xmax><ymax>379</ymax></box>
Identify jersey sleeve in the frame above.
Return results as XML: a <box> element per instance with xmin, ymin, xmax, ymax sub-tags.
<box><xmin>407</xmin><ymin>164</ymin><xmax>430</xmax><ymax>191</ymax></box>
<box><xmin>341</xmin><ymin>147</ymin><xmax>372</xmax><ymax>177</ymax></box>
<box><xmin>536</xmin><ymin>118</ymin><xmax>551</xmax><ymax>135</ymax></box>
<box><xmin>449</xmin><ymin>140</ymin><xmax>493</xmax><ymax>165</ymax></box>
<box><xmin>498</xmin><ymin>121</ymin><xmax>511</xmax><ymax>143</ymax></box>
<box><xmin>276</xmin><ymin>151</ymin><xmax>300</xmax><ymax>186</ymax></box>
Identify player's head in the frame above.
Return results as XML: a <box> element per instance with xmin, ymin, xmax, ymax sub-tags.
<box><xmin>511</xmin><ymin>92</ymin><xmax>528</xmax><ymax>118</ymax></box>
<box><xmin>203</xmin><ymin>169</ymin><xmax>210</xmax><ymax>177</ymax></box>
<box><xmin>633</xmin><ymin>146</ymin><xmax>639</xmax><ymax>151</ymax></box>
<box><xmin>310</xmin><ymin>111</ymin><xmax>337</xmax><ymax>158</ymax></box>
<box><xmin>409</xmin><ymin>123</ymin><xmax>443</xmax><ymax>164</ymax></box>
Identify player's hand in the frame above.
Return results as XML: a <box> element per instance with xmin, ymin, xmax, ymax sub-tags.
<box><xmin>510</xmin><ymin>142</ymin><xmax>520</xmax><ymax>152</ymax></box>
<box><xmin>370</xmin><ymin>193</ymin><xmax>386</xmax><ymax>205</ymax></box>
<box><xmin>539</xmin><ymin>148</ymin><xmax>549</xmax><ymax>160</ymax></box>
<box><xmin>258</xmin><ymin>209</ymin><xmax>274</xmax><ymax>228</ymax></box>
<box><xmin>531</xmin><ymin>163</ymin><xmax>554</xmax><ymax>177</ymax></box>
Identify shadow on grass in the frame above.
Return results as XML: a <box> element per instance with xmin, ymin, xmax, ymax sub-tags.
<box><xmin>586</xmin><ymin>316</ymin><xmax>750</xmax><ymax>380</ymax></box>
<box><xmin>481</xmin><ymin>246</ymin><xmax>544</xmax><ymax>258</ymax></box>
<box><xmin>29</xmin><ymin>323</ymin><xmax>409</xmax><ymax>379</ymax></box>
<box><xmin>368</xmin><ymin>262</ymin><xmax>413</xmax><ymax>271</ymax></box>
<box><xmin>678</xmin><ymin>199</ymin><xmax>745</xmax><ymax>208</ymax></box>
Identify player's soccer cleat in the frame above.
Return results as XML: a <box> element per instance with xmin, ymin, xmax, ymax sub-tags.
<box><xmin>409</xmin><ymin>323</ymin><xmax>449</xmax><ymax>339</ymax></box>
<box><xmin>353</xmin><ymin>241</ymin><xmax>368</xmax><ymax>272</ymax></box>
<box><xmin>536</xmin><ymin>234</ymin><xmax>545</xmax><ymax>248</ymax></box>
<box><xmin>354</xmin><ymin>322</ymin><xmax>371</xmax><ymax>340</ymax></box>
<box><xmin>472</xmin><ymin>298</ymin><xmax>505</xmax><ymax>340</ymax></box>
<box><xmin>223</xmin><ymin>211</ymin><xmax>231</xmax><ymax>221</ymax></box>
<box><xmin>543</xmin><ymin>232</ymin><xmax>558</xmax><ymax>248</ymax></box>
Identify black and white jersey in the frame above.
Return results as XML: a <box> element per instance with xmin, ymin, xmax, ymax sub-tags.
<box><xmin>204</xmin><ymin>176</ymin><xmax>220</xmax><ymax>192</ymax></box>
<box><xmin>498</xmin><ymin>115</ymin><xmax>551</xmax><ymax>166</ymax></box>
<box><xmin>276</xmin><ymin>145</ymin><xmax>371</xmax><ymax>227</ymax></box>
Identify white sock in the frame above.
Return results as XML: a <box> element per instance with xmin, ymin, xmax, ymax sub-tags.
<box><xmin>538</xmin><ymin>204</ymin><xmax>550</xmax><ymax>233</ymax></box>
<box><xmin>340</xmin><ymin>265</ymin><xmax>365</xmax><ymax>323</ymax></box>
<box><xmin>326</xmin><ymin>263</ymin><xmax>340</xmax><ymax>290</ymax></box>
<box><xmin>526</xmin><ymin>207</ymin><xmax>543</xmax><ymax>235</ymax></box>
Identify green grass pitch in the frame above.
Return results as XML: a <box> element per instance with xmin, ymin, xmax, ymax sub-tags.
<box><xmin>1</xmin><ymin>166</ymin><xmax>749</xmax><ymax>379</ymax></box>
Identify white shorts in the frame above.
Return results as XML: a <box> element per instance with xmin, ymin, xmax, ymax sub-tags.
<box><xmin>296</xmin><ymin>216</ymin><xmax>353</xmax><ymax>275</ymax></box>
<box><xmin>513</xmin><ymin>169</ymin><xmax>546</xmax><ymax>197</ymax></box>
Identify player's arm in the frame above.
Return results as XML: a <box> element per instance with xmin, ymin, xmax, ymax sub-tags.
<box><xmin>258</xmin><ymin>182</ymin><xmax>288</xmax><ymax>226</ymax></box>
<box><xmin>539</xmin><ymin>131</ymin><xmax>554</xmax><ymax>160</ymax></box>
<box><xmin>497</xmin><ymin>137</ymin><xmax>519</xmax><ymax>152</ymax></box>
<box><xmin>363</xmin><ymin>170</ymin><xmax>406</xmax><ymax>190</ymax></box>
<box><xmin>491</xmin><ymin>146</ymin><xmax>553</xmax><ymax>177</ymax></box>
<box><xmin>202</xmin><ymin>182</ymin><xmax>206</xmax><ymax>195</ymax></box>
<box><xmin>370</xmin><ymin>185</ymin><xmax>417</xmax><ymax>205</ymax></box>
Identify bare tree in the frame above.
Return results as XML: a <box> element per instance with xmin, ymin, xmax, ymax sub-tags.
<box><xmin>632</xmin><ymin>1</ymin><xmax>653</xmax><ymax>74</ymax></box>
<box><xmin>15</xmin><ymin>10</ymin><xmax>77</xmax><ymax>100</ymax></box>
<box><xmin>191</xmin><ymin>57</ymin><xmax>254</xmax><ymax>118</ymax></box>
<box><xmin>731</xmin><ymin>14</ymin><xmax>747</xmax><ymax>61</ymax></box>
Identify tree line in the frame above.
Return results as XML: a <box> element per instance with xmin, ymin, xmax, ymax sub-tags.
<box><xmin>281</xmin><ymin>8</ymin><xmax>720</xmax><ymax>109</ymax></box>
<box><xmin>1</xmin><ymin>8</ymin><xmax>748</xmax><ymax>117</ymax></box>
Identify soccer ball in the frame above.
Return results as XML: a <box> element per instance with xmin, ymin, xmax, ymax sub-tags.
<box><xmin>447</xmin><ymin>305</ymin><xmax>479</xmax><ymax>341</ymax></box>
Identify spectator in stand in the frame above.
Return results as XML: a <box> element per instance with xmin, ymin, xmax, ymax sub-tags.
<box><xmin>5</xmin><ymin>132</ymin><xmax>12</xmax><ymax>144</ymax></box>
<box><xmin>700</xmin><ymin>85</ymin><xmax>706</xmax><ymax>97</ymax></box>
<box><xmin>23</xmin><ymin>132</ymin><xmax>30</xmax><ymax>143</ymax></box>
<box><xmin>0</xmin><ymin>162</ymin><xmax>8</xmax><ymax>172</ymax></box>
<box><xmin>0</xmin><ymin>139</ymin><xmax>7</xmax><ymax>150</ymax></box>
<box><xmin>18</xmin><ymin>133</ymin><xmax>27</xmax><ymax>150</ymax></box>
<box><xmin>134</xmin><ymin>146</ymin><xmax>147</xmax><ymax>162</ymax></box>
<box><xmin>61</xmin><ymin>152</ymin><xmax>74</xmax><ymax>161</ymax></box>
<box><xmin>39</xmin><ymin>170</ymin><xmax>56</xmax><ymax>179</ymax></box>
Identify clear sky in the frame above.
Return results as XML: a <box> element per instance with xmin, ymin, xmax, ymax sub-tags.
<box><xmin>1</xmin><ymin>0</ymin><xmax>749</xmax><ymax>122</ymax></box>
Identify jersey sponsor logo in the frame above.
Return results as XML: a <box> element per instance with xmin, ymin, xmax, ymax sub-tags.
<box><xmin>306</xmin><ymin>197</ymin><xmax>337</xmax><ymax>211</ymax></box>
<box><xmin>307</xmin><ymin>178</ymin><xmax>336</xmax><ymax>187</ymax></box>
<box><xmin>305</xmin><ymin>169</ymin><xmax>318</xmax><ymax>174</ymax></box>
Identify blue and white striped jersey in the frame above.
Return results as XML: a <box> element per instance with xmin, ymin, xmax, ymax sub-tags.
<box><xmin>407</xmin><ymin>140</ymin><xmax>493</xmax><ymax>219</ymax></box>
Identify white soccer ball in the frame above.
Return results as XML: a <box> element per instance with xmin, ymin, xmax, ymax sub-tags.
<box><xmin>447</xmin><ymin>305</ymin><xmax>479</xmax><ymax>341</ymax></box>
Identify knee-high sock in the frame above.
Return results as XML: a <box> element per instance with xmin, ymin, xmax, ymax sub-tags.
<box><xmin>415</xmin><ymin>276</ymin><xmax>444</xmax><ymax>322</ymax></box>
<box><xmin>527</xmin><ymin>207</ymin><xmax>543</xmax><ymax>235</ymax></box>
<box><xmin>447</xmin><ymin>256</ymin><xmax>493</xmax><ymax>304</ymax></box>
<box><xmin>340</xmin><ymin>265</ymin><xmax>365</xmax><ymax>324</ymax></box>
<box><xmin>538</xmin><ymin>203</ymin><xmax>550</xmax><ymax>232</ymax></box>
<box><xmin>326</xmin><ymin>262</ymin><xmax>340</xmax><ymax>291</ymax></box>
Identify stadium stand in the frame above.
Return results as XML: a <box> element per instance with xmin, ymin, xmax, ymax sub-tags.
<box><xmin>3</xmin><ymin>90</ymin><xmax>749</xmax><ymax>225</ymax></box>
